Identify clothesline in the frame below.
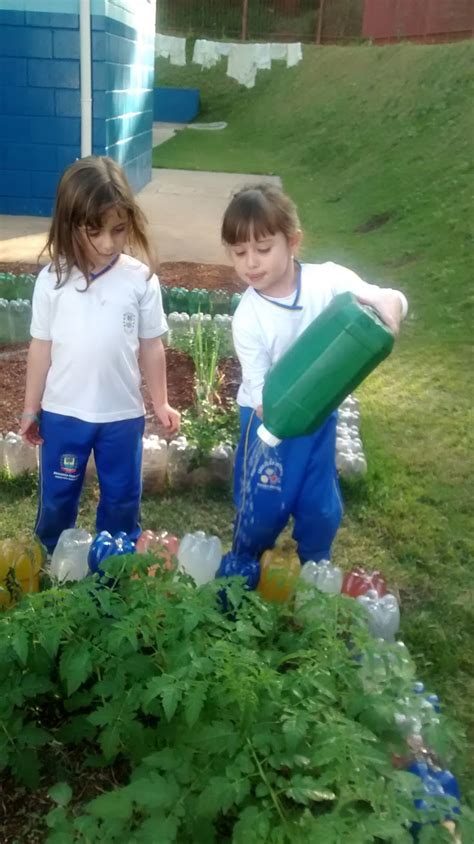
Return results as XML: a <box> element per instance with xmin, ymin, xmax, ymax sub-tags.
<box><xmin>155</xmin><ymin>34</ymin><xmax>303</xmax><ymax>89</ymax></box>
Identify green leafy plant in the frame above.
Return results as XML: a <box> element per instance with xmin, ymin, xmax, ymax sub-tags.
<box><xmin>0</xmin><ymin>556</ymin><xmax>469</xmax><ymax>842</ymax></box>
<box><xmin>191</xmin><ymin>318</ymin><xmax>223</xmax><ymax>410</ymax></box>
<box><xmin>181</xmin><ymin>400</ymin><xmax>239</xmax><ymax>468</ymax></box>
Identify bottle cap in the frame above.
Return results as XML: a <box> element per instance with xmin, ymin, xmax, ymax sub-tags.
<box><xmin>257</xmin><ymin>424</ymin><xmax>281</xmax><ymax>448</ymax></box>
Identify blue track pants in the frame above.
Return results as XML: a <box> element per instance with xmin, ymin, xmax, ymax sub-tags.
<box><xmin>35</xmin><ymin>411</ymin><xmax>145</xmax><ymax>553</ymax></box>
<box><xmin>233</xmin><ymin>408</ymin><xmax>343</xmax><ymax>562</ymax></box>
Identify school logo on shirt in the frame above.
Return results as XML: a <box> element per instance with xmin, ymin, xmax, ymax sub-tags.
<box><xmin>123</xmin><ymin>312</ymin><xmax>136</xmax><ymax>333</ymax></box>
<box><xmin>257</xmin><ymin>459</ymin><xmax>283</xmax><ymax>492</ymax></box>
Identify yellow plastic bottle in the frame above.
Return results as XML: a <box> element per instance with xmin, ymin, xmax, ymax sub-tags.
<box><xmin>0</xmin><ymin>535</ymin><xmax>45</xmax><ymax>607</ymax></box>
<box><xmin>257</xmin><ymin>538</ymin><xmax>301</xmax><ymax>603</ymax></box>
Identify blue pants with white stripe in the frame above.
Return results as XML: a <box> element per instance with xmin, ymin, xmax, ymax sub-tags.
<box><xmin>233</xmin><ymin>407</ymin><xmax>343</xmax><ymax>562</ymax></box>
<box><xmin>35</xmin><ymin>411</ymin><xmax>145</xmax><ymax>554</ymax></box>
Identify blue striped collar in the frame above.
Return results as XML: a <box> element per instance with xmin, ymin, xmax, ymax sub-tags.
<box><xmin>90</xmin><ymin>253</ymin><xmax>120</xmax><ymax>281</ymax></box>
<box><xmin>255</xmin><ymin>260</ymin><xmax>303</xmax><ymax>310</ymax></box>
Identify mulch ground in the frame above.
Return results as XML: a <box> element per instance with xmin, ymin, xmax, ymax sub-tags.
<box><xmin>0</xmin><ymin>261</ymin><xmax>243</xmax><ymax>435</ymax></box>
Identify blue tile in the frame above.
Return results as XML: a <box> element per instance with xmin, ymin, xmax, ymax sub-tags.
<box><xmin>0</xmin><ymin>57</ymin><xmax>27</xmax><ymax>86</ymax></box>
<box><xmin>0</xmin><ymin>169</ymin><xmax>31</xmax><ymax>197</ymax></box>
<box><xmin>26</xmin><ymin>12</ymin><xmax>79</xmax><ymax>29</ymax></box>
<box><xmin>31</xmin><ymin>170</ymin><xmax>61</xmax><ymax>198</ymax></box>
<box><xmin>2</xmin><ymin>86</ymin><xmax>55</xmax><ymax>116</ymax></box>
<box><xmin>0</xmin><ymin>116</ymin><xmax>30</xmax><ymax>142</ymax></box>
<box><xmin>107</xmin><ymin>110</ymin><xmax>152</xmax><ymax>146</ymax></box>
<box><xmin>106</xmin><ymin>31</ymin><xmax>137</xmax><ymax>65</ymax></box>
<box><xmin>107</xmin><ymin>129</ymin><xmax>152</xmax><ymax>166</ymax></box>
<box><xmin>92</xmin><ymin>60</ymin><xmax>106</xmax><ymax>91</ymax></box>
<box><xmin>92</xmin><ymin>30</ymin><xmax>106</xmax><ymax>60</ymax></box>
<box><xmin>5</xmin><ymin>143</ymin><xmax>58</xmax><ymax>171</ymax></box>
<box><xmin>124</xmin><ymin>150</ymin><xmax>151</xmax><ymax>193</ymax></box>
<box><xmin>91</xmin><ymin>14</ymin><xmax>105</xmax><ymax>31</ymax></box>
<box><xmin>106</xmin><ymin>88</ymin><xmax>152</xmax><ymax>116</ymax></box>
<box><xmin>53</xmin><ymin>29</ymin><xmax>80</xmax><ymax>60</ymax></box>
<box><xmin>28</xmin><ymin>58</ymin><xmax>79</xmax><ymax>88</ymax></box>
<box><xmin>31</xmin><ymin>116</ymin><xmax>81</xmax><ymax>145</ymax></box>
<box><xmin>0</xmin><ymin>10</ymin><xmax>25</xmax><ymax>25</ymax></box>
<box><xmin>55</xmin><ymin>88</ymin><xmax>80</xmax><ymax>117</ymax></box>
<box><xmin>56</xmin><ymin>145</ymin><xmax>80</xmax><ymax>172</ymax></box>
<box><xmin>5</xmin><ymin>195</ymin><xmax>53</xmax><ymax>216</ymax></box>
<box><xmin>0</xmin><ymin>25</ymin><xmax>52</xmax><ymax>58</ymax></box>
<box><xmin>92</xmin><ymin>90</ymin><xmax>106</xmax><ymax>119</ymax></box>
<box><xmin>106</xmin><ymin>16</ymin><xmax>136</xmax><ymax>41</ymax></box>
<box><xmin>92</xmin><ymin>119</ymin><xmax>106</xmax><ymax>147</ymax></box>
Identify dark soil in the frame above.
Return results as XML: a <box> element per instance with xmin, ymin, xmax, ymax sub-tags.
<box><xmin>0</xmin><ymin>261</ymin><xmax>242</xmax><ymax>435</ymax></box>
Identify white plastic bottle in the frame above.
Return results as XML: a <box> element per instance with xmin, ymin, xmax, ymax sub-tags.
<box><xmin>177</xmin><ymin>531</ymin><xmax>222</xmax><ymax>585</ymax></box>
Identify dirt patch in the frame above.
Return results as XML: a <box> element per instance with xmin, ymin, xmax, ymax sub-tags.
<box><xmin>0</xmin><ymin>260</ymin><xmax>245</xmax><ymax>296</ymax></box>
<box><xmin>355</xmin><ymin>211</ymin><xmax>393</xmax><ymax>233</ymax></box>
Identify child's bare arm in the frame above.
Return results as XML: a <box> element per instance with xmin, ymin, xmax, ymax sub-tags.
<box><xmin>356</xmin><ymin>289</ymin><xmax>404</xmax><ymax>337</ymax></box>
<box><xmin>139</xmin><ymin>336</ymin><xmax>180</xmax><ymax>435</ymax></box>
<box><xmin>20</xmin><ymin>338</ymin><xmax>52</xmax><ymax>444</ymax></box>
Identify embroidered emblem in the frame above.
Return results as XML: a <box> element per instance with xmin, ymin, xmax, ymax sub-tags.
<box><xmin>257</xmin><ymin>459</ymin><xmax>283</xmax><ymax>492</ymax></box>
<box><xmin>123</xmin><ymin>312</ymin><xmax>136</xmax><ymax>333</ymax></box>
<box><xmin>60</xmin><ymin>454</ymin><xmax>78</xmax><ymax>474</ymax></box>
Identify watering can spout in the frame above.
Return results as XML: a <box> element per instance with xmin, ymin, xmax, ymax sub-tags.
<box><xmin>257</xmin><ymin>423</ymin><xmax>281</xmax><ymax>448</ymax></box>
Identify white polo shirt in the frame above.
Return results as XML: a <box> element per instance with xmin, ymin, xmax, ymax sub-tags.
<box><xmin>31</xmin><ymin>255</ymin><xmax>168</xmax><ymax>423</ymax></box>
<box><xmin>232</xmin><ymin>261</ymin><xmax>408</xmax><ymax>409</ymax></box>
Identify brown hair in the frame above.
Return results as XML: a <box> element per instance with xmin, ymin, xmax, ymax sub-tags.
<box><xmin>221</xmin><ymin>183</ymin><xmax>300</xmax><ymax>246</ymax></box>
<box><xmin>41</xmin><ymin>156</ymin><xmax>155</xmax><ymax>288</ymax></box>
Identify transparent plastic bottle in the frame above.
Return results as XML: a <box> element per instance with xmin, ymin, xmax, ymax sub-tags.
<box><xmin>0</xmin><ymin>298</ymin><xmax>10</xmax><ymax>344</ymax></box>
<box><xmin>213</xmin><ymin>314</ymin><xmax>233</xmax><ymax>356</ymax></box>
<box><xmin>300</xmin><ymin>559</ymin><xmax>343</xmax><ymax>594</ymax></box>
<box><xmin>209</xmin><ymin>444</ymin><xmax>234</xmax><ymax>486</ymax></box>
<box><xmin>7</xmin><ymin>299</ymin><xmax>32</xmax><ymax>343</ymax></box>
<box><xmin>177</xmin><ymin>531</ymin><xmax>222</xmax><ymax>585</ymax></box>
<box><xmin>167</xmin><ymin>312</ymin><xmax>190</xmax><ymax>348</ymax></box>
<box><xmin>4</xmin><ymin>432</ymin><xmax>38</xmax><ymax>475</ymax></box>
<box><xmin>357</xmin><ymin>589</ymin><xmax>400</xmax><ymax>642</ymax></box>
<box><xmin>142</xmin><ymin>436</ymin><xmax>168</xmax><ymax>494</ymax></box>
<box><xmin>167</xmin><ymin>436</ymin><xmax>196</xmax><ymax>488</ymax></box>
<box><xmin>50</xmin><ymin>528</ymin><xmax>93</xmax><ymax>582</ymax></box>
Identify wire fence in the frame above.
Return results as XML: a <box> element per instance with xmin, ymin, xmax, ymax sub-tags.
<box><xmin>156</xmin><ymin>0</ymin><xmax>364</xmax><ymax>43</ymax></box>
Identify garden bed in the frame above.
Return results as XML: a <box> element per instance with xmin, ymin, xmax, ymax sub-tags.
<box><xmin>0</xmin><ymin>262</ymin><xmax>243</xmax><ymax>436</ymax></box>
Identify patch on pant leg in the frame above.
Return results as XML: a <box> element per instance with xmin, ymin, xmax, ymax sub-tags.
<box><xmin>257</xmin><ymin>457</ymin><xmax>283</xmax><ymax>492</ymax></box>
<box><xmin>53</xmin><ymin>453</ymin><xmax>81</xmax><ymax>481</ymax></box>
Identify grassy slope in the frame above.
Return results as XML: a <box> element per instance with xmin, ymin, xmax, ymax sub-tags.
<box><xmin>153</xmin><ymin>42</ymin><xmax>474</xmax><ymax>791</ymax></box>
<box><xmin>1</xmin><ymin>42</ymin><xmax>473</xmax><ymax>793</ymax></box>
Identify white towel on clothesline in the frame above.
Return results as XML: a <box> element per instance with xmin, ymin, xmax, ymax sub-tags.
<box><xmin>155</xmin><ymin>33</ymin><xmax>186</xmax><ymax>66</ymax></box>
<box><xmin>270</xmin><ymin>43</ymin><xmax>288</xmax><ymax>61</ymax></box>
<box><xmin>254</xmin><ymin>42</ymin><xmax>271</xmax><ymax>70</ymax></box>
<box><xmin>286</xmin><ymin>42</ymin><xmax>303</xmax><ymax>68</ymax></box>
<box><xmin>227</xmin><ymin>43</ymin><xmax>257</xmax><ymax>88</ymax></box>
<box><xmin>192</xmin><ymin>39</ymin><xmax>222</xmax><ymax>69</ymax></box>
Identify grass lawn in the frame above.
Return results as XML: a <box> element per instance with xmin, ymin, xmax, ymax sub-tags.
<box><xmin>1</xmin><ymin>40</ymin><xmax>473</xmax><ymax>801</ymax></box>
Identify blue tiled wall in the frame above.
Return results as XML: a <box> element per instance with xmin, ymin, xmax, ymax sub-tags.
<box><xmin>0</xmin><ymin>0</ymin><xmax>156</xmax><ymax>215</ymax></box>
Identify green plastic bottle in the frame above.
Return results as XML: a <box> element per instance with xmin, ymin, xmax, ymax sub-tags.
<box><xmin>257</xmin><ymin>292</ymin><xmax>394</xmax><ymax>447</ymax></box>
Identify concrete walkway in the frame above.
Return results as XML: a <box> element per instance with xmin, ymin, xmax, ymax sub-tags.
<box><xmin>0</xmin><ymin>167</ymin><xmax>281</xmax><ymax>266</ymax></box>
